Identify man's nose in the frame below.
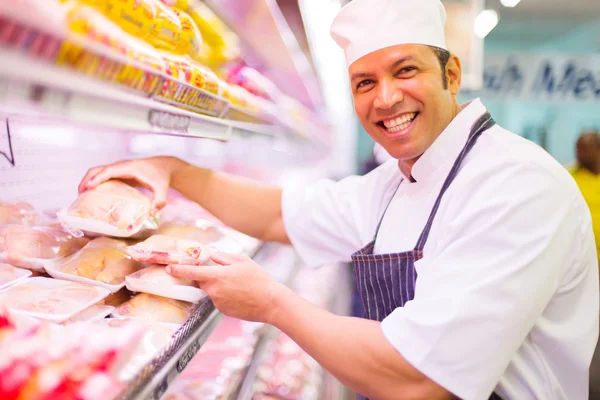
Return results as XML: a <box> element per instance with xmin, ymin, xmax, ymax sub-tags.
<box><xmin>373</xmin><ymin>80</ymin><xmax>404</xmax><ymax>110</ymax></box>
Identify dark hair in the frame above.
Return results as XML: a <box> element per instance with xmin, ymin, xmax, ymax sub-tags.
<box><xmin>428</xmin><ymin>46</ymin><xmax>451</xmax><ymax>89</ymax></box>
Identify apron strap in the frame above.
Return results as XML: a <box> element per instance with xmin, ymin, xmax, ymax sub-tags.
<box><xmin>372</xmin><ymin>178</ymin><xmax>403</xmax><ymax>244</ymax></box>
<box><xmin>414</xmin><ymin>112</ymin><xmax>496</xmax><ymax>250</ymax></box>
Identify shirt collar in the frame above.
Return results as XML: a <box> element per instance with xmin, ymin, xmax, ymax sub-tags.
<box><xmin>405</xmin><ymin>98</ymin><xmax>488</xmax><ymax>184</ymax></box>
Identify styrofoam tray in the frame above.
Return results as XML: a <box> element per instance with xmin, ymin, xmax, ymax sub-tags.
<box><xmin>44</xmin><ymin>261</ymin><xmax>127</xmax><ymax>293</ymax></box>
<box><xmin>57</xmin><ymin>210</ymin><xmax>158</xmax><ymax>238</ymax></box>
<box><xmin>0</xmin><ymin>254</ymin><xmax>51</xmax><ymax>272</ymax></box>
<box><xmin>0</xmin><ymin>263</ymin><xmax>32</xmax><ymax>291</ymax></box>
<box><xmin>61</xmin><ymin>304</ymin><xmax>115</xmax><ymax>325</ymax></box>
<box><xmin>125</xmin><ymin>267</ymin><xmax>207</xmax><ymax>303</ymax></box>
<box><xmin>0</xmin><ymin>277</ymin><xmax>110</xmax><ymax>323</ymax></box>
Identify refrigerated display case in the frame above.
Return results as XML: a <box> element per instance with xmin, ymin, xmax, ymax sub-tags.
<box><xmin>0</xmin><ymin>0</ymin><xmax>349</xmax><ymax>399</ymax></box>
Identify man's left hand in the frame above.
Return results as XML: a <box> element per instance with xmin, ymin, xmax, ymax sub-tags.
<box><xmin>166</xmin><ymin>252</ymin><xmax>282</xmax><ymax>323</ymax></box>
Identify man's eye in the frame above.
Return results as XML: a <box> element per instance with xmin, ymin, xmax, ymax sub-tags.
<box><xmin>356</xmin><ymin>80</ymin><xmax>373</xmax><ymax>90</ymax></box>
<box><xmin>397</xmin><ymin>66</ymin><xmax>417</xmax><ymax>75</ymax></box>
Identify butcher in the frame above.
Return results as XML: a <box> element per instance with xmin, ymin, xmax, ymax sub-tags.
<box><xmin>79</xmin><ymin>0</ymin><xmax>599</xmax><ymax>398</ymax></box>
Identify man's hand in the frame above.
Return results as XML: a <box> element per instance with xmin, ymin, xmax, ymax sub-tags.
<box><xmin>78</xmin><ymin>156</ymin><xmax>187</xmax><ymax>214</ymax></box>
<box><xmin>166</xmin><ymin>252</ymin><xmax>283</xmax><ymax>323</ymax></box>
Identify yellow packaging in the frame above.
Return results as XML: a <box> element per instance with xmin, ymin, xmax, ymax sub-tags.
<box><xmin>171</xmin><ymin>8</ymin><xmax>202</xmax><ymax>58</ymax></box>
<box><xmin>74</xmin><ymin>0</ymin><xmax>156</xmax><ymax>39</ymax></box>
<box><xmin>146</xmin><ymin>0</ymin><xmax>182</xmax><ymax>52</ymax></box>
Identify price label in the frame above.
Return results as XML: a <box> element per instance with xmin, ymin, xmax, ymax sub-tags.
<box><xmin>148</xmin><ymin>110</ymin><xmax>191</xmax><ymax>133</ymax></box>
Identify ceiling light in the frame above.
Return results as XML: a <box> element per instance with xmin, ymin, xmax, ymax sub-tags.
<box><xmin>500</xmin><ymin>0</ymin><xmax>521</xmax><ymax>7</ymax></box>
<box><xmin>474</xmin><ymin>9</ymin><xmax>499</xmax><ymax>39</ymax></box>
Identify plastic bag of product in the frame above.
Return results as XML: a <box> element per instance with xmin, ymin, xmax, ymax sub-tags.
<box><xmin>0</xmin><ymin>263</ymin><xmax>31</xmax><ymax>291</ymax></box>
<box><xmin>0</xmin><ymin>225</ymin><xmax>90</xmax><ymax>271</ymax></box>
<box><xmin>145</xmin><ymin>0</ymin><xmax>182</xmax><ymax>52</ymax></box>
<box><xmin>126</xmin><ymin>234</ymin><xmax>210</xmax><ymax>265</ymax></box>
<box><xmin>0</xmin><ymin>310</ymin><xmax>142</xmax><ymax>400</ymax></box>
<box><xmin>45</xmin><ymin>237</ymin><xmax>142</xmax><ymax>292</ymax></box>
<box><xmin>58</xmin><ymin>180</ymin><xmax>158</xmax><ymax>238</ymax></box>
<box><xmin>0</xmin><ymin>277</ymin><xmax>110</xmax><ymax>323</ymax></box>
<box><xmin>112</xmin><ymin>293</ymin><xmax>195</xmax><ymax>324</ymax></box>
<box><xmin>172</xmin><ymin>7</ymin><xmax>202</xmax><ymax>57</ymax></box>
<box><xmin>126</xmin><ymin>264</ymin><xmax>206</xmax><ymax>303</ymax></box>
<box><xmin>0</xmin><ymin>201</ymin><xmax>37</xmax><ymax>225</ymax></box>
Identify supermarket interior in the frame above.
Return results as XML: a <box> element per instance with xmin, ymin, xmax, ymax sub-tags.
<box><xmin>0</xmin><ymin>0</ymin><xmax>599</xmax><ymax>399</ymax></box>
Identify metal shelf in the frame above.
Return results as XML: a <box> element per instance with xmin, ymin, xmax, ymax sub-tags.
<box><xmin>0</xmin><ymin>49</ymin><xmax>300</xmax><ymax>142</ymax></box>
<box><xmin>116</xmin><ymin>242</ymin><xmax>272</xmax><ymax>400</ymax></box>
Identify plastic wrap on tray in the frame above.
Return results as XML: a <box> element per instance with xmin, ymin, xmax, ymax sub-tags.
<box><xmin>0</xmin><ymin>201</ymin><xmax>37</xmax><ymax>225</ymax></box>
<box><xmin>58</xmin><ymin>180</ymin><xmax>158</xmax><ymax>238</ymax></box>
<box><xmin>61</xmin><ymin>304</ymin><xmax>114</xmax><ymax>325</ymax></box>
<box><xmin>0</xmin><ymin>310</ymin><xmax>142</xmax><ymax>400</ymax></box>
<box><xmin>112</xmin><ymin>293</ymin><xmax>196</xmax><ymax>324</ymax></box>
<box><xmin>0</xmin><ymin>224</ymin><xmax>90</xmax><ymax>271</ymax></box>
<box><xmin>125</xmin><ymin>264</ymin><xmax>206</xmax><ymax>303</ymax></box>
<box><xmin>101</xmin><ymin>287</ymin><xmax>134</xmax><ymax>307</ymax></box>
<box><xmin>45</xmin><ymin>237</ymin><xmax>143</xmax><ymax>292</ymax></box>
<box><xmin>0</xmin><ymin>277</ymin><xmax>110</xmax><ymax>323</ymax></box>
<box><xmin>94</xmin><ymin>318</ymin><xmax>179</xmax><ymax>382</ymax></box>
<box><xmin>126</xmin><ymin>234</ymin><xmax>210</xmax><ymax>265</ymax></box>
<box><xmin>0</xmin><ymin>263</ymin><xmax>32</xmax><ymax>291</ymax></box>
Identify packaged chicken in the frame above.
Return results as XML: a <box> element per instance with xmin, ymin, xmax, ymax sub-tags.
<box><xmin>0</xmin><ymin>263</ymin><xmax>32</xmax><ymax>291</ymax></box>
<box><xmin>0</xmin><ymin>201</ymin><xmax>37</xmax><ymax>225</ymax></box>
<box><xmin>61</xmin><ymin>304</ymin><xmax>114</xmax><ymax>325</ymax></box>
<box><xmin>0</xmin><ymin>311</ymin><xmax>142</xmax><ymax>400</ymax></box>
<box><xmin>58</xmin><ymin>180</ymin><xmax>158</xmax><ymax>238</ymax></box>
<box><xmin>112</xmin><ymin>293</ymin><xmax>195</xmax><ymax>324</ymax></box>
<box><xmin>126</xmin><ymin>264</ymin><xmax>206</xmax><ymax>303</ymax></box>
<box><xmin>101</xmin><ymin>287</ymin><xmax>134</xmax><ymax>307</ymax></box>
<box><xmin>45</xmin><ymin>237</ymin><xmax>142</xmax><ymax>292</ymax></box>
<box><xmin>92</xmin><ymin>317</ymin><xmax>178</xmax><ymax>382</ymax></box>
<box><xmin>0</xmin><ymin>277</ymin><xmax>110</xmax><ymax>323</ymax></box>
<box><xmin>0</xmin><ymin>225</ymin><xmax>90</xmax><ymax>271</ymax></box>
<box><xmin>126</xmin><ymin>234</ymin><xmax>210</xmax><ymax>265</ymax></box>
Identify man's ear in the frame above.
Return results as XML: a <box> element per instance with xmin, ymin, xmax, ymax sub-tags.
<box><xmin>446</xmin><ymin>55</ymin><xmax>462</xmax><ymax>94</ymax></box>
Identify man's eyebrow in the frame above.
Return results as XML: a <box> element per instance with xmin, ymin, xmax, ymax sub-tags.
<box><xmin>350</xmin><ymin>56</ymin><xmax>416</xmax><ymax>81</ymax></box>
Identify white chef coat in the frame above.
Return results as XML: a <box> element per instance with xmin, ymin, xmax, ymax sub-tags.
<box><xmin>282</xmin><ymin>99</ymin><xmax>600</xmax><ymax>400</ymax></box>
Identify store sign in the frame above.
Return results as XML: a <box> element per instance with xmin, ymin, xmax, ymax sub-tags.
<box><xmin>480</xmin><ymin>54</ymin><xmax>600</xmax><ymax>102</ymax></box>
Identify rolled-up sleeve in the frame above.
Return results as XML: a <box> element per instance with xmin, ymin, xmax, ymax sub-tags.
<box><xmin>380</xmin><ymin>162</ymin><xmax>588</xmax><ymax>400</ymax></box>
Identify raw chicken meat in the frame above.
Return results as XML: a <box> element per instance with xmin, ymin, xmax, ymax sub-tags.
<box><xmin>126</xmin><ymin>234</ymin><xmax>209</xmax><ymax>265</ymax></box>
<box><xmin>65</xmin><ymin>180</ymin><xmax>155</xmax><ymax>233</ymax></box>
<box><xmin>133</xmin><ymin>264</ymin><xmax>196</xmax><ymax>287</ymax></box>
<box><xmin>0</xmin><ymin>263</ymin><xmax>31</xmax><ymax>288</ymax></box>
<box><xmin>158</xmin><ymin>221</ymin><xmax>224</xmax><ymax>244</ymax></box>
<box><xmin>114</xmin><ymin>293</ymin><xmax>195</xmax><ymax>324</ymax></box>
<box><xmin>56</xmin><ymin>237</ymin><xmax>141</xmax><ymax>285</ymax></box>
<box><xmin>0</xmin><ymin>201</ymin><xmax>37</xmax><ymax>225</ymax></box>
<box><xmin>101</xmin><ymin>288</ymin><xmax>133</xmax><ymax>307</ymax></box>
<box><xmin>0</xmin><ymin>277</ymin><xmax>109</xmax><ymax>321</ymax></box>
<box><xmin>0</xmin><ymin>225</ymin><xmax>89</xmax><ymax>269</ymax></box>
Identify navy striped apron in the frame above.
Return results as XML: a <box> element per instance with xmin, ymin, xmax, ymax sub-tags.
<box><xmin>351</xmin><ymin>112</ymin><xmax>502</xmax><ymax>400</ymax></box>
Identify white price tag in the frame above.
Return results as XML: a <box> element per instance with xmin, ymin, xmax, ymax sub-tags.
<box><xmin>148</xmin><ymin>110</ymin><xmax>191</xmax><ymax>133</ymax></box>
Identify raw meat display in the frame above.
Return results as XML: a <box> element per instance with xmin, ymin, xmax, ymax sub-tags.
<box><xmin>125</xmin><ymin>265</ymin><xmax>206</xmax><ymax>303</ymax></box>
<box><xmin>0</xmin><ymin>263</ymin><xmax>32</xmax><ymax>290</ymax></box>
<box><xmin>158</xmin><ymin>221</ymin><xmax>225</xmax><ymax>244</ymax></box>
<box><xmin>0</xmin><ymin>311</ymin><xmax>143</xmax><ymax>400</ymax></box>
<box><xmin>126</xmin><ymin>234</ymin><xmax>210</xmax><ymax>265</ymax></box>
<box><xmin>59</xmin><ymin>180</ymin><xmax>157</xmax><ymax>237</ymax></box>
<box><xmin>0</xmin><ymin>277</ymin><xmax>110</xmax><ymax>323</ymax></box>
<box><xmin>113</xmin><ymin>293</ymin><xmax>196</xmax><ymax>324</ymax></box>
<box><xmin>101</xmin><ymin>288</ymin><xmax>133</xmax><ymax>307</ymax></box>
<box><xmin>61</xmin><ymin>304</ymin><xmax>115</xmax><ymax>325</ymax></box>
<box><xmin>50</xmin><ymin>237</ymin><xmax>142</xmax><ymax>285</ymax></box>
<box><xmin>0</xmin><ymin>201</ymin><xmax>37</xmax><ymax>225</ymax></box>
<box><xmin>0</xmin><ymin>225</ymin><xmax>90</xmax><ymax>270</ymax></box>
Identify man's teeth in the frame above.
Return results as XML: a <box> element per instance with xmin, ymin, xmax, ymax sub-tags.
<box><xmin>383</xmin><ymin>113</ymin><xmax>416</xmax><ymax>132</ymax></box>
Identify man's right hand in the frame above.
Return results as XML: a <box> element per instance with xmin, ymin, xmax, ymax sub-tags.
<box><xmin>78</xmin><ymin>156</ymin><xmax>187</xmax><ymax>215</ymax></box>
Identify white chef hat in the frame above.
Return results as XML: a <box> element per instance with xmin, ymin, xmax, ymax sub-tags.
<box><xmin>331</xmin><ymin>0</ymin><xmax>447</xmax><ymax>67</ymax></box>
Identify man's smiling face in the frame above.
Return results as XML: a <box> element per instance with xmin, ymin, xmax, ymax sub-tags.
<box><xmin>350</xmin><ymin>44</ymin><xmax>462</xmax><ymax>167</ymax></box>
